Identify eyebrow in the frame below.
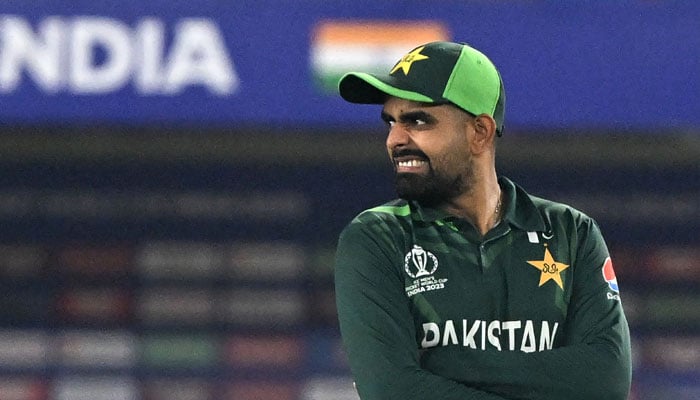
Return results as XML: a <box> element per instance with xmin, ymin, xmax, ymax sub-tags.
<box><xmin>380</xmin><ymin>109</ymin><xmax>436</xmax><ymax>124</ymax></box>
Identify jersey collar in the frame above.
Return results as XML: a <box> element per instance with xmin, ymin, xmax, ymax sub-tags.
<box><xmin>410</xmin><ymin>176</ymin><xmax>547</xmax><ymax>233</ymax></box>
<box><xmin>498</xmin><ymin>176</ymin><xmax>547</xmax><ymax>232</ymax></box>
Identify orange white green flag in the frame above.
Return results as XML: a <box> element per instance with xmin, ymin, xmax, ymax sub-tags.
<box><xmin>310</xmin><ymin>20</ymin><xmax>450</xmax><ymax>93</ymax></box>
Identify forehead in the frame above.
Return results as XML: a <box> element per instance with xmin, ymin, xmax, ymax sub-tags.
<box><xmin>383</xmin><ymin>97</ymin><xmax>439</xmax><ymax>113</ymax></box>
<box><xmin>381</xmin><ymin>97</ymin><xmax>463</xmax><ymax>119</ymax></box>
<box><xmin>382</xmin><ymin>97</ymin><xmax>432</xmax><ymax>111</ymax></box>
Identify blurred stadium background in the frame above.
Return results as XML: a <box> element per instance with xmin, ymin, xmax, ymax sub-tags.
<box><xmin>0</xmin><ymin>1</ymin><xmax>698</xmax><ymax>399</ymax></box>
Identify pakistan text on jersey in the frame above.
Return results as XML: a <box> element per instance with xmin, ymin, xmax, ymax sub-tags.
<box><xmin>421</xmin><ymin>319</ymin><xmax>559</xmax><ymax>353</ymax></box>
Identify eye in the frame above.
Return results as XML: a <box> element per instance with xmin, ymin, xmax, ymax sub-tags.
<box><xmin>414</xmin><ymin>118</ymin><xmax>427</xmax><ymax>126</ymax></box>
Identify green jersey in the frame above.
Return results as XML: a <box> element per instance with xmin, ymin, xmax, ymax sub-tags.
<box><xmin>334</xmin><ymin>177</ymin><xmax>631</xmax><ymax>400</ymax></box>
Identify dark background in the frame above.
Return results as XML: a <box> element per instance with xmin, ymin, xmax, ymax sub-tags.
<box><xmin>0</xmin><ymin>1</ymin><xmax>699</xmax><ymax>399</ymax></box>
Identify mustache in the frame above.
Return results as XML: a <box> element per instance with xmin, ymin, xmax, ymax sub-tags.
<box><xmin>391</xmin><ymin>148</ymin><xmax>429</xmax><ymax>159</ymax></box>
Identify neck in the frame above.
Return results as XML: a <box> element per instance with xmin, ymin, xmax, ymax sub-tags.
<box><xmin>442</xmin><ymin>175</ymin><xmax>502</xmax><ymax>236</ymax></box>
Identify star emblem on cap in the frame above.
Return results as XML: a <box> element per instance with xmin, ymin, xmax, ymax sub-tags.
<box><xmin>527</xmin><ymin>245</ymin><xmax>570</xmax><ymax>289</ymax></box>
<box><xmin>390</xmin><ymin>46</ymin><xmax>429</xmax><ymax>75</ymax></box>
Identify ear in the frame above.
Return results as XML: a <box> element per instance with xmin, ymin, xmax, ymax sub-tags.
<box><xmin>470</xmin><ymin>114</ymin><xmax>497</xmax><ymax>154</ymax></box>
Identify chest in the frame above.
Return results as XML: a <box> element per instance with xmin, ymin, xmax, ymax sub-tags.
<box><xmin>401</xmin><ymin>229</ymin><xmax>574</xmax><ymax>323</ymax></box>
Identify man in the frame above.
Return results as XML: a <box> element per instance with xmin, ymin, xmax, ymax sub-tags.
<box><xmin>334</xmin><ymin>41</ymin><xmax>631</xmax><ymax>400</ymax></box>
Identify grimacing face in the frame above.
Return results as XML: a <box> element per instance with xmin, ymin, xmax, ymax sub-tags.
<box><xmin>381</xmin><ymin>97</ymin><xmax>476</xmax><ymax>207</ymax></box>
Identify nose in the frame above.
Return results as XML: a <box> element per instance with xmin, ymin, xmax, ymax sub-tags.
<box><xmin>386</xmin><ymin>123</ymin><xmax>410</xmax><ymax>151</ymax></box>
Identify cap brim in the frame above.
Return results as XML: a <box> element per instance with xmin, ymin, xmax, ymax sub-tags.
<box><xmin>338</xmin><ymin>72</ymin><xmax>434</xmax><ymax>105</ymax></box>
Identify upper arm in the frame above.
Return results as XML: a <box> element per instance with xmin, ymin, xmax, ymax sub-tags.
<box><xmin>334</xmin><ymin>222</ymin><xmax>421</xmax><ymax>396</ymax></box>
<box><xmin>565</xmin><ymin>217</ymin><xmax>630</xmax><ymax>352</ymax></box>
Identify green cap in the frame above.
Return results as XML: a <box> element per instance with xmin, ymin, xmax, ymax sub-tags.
<box><xmin>338</xmin><ymin>41</ymin><xmax>506</xmax><ymax>135</ymax></box>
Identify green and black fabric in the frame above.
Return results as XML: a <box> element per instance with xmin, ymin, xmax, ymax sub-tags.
<box><xmin>334</xmin><ymin>177</ymin><xmax>632</xmax><ymax>400</ymax></box>
<box><xmin>339</xmin><ymin>41</ymin><xmax>506</xmax><ymax>135</ymax></box>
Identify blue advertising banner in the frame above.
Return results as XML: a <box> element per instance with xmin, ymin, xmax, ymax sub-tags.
<box><xmin>0</xmin><ymin>0</ymin><xmax>698</xmax><ymax>131</ymax></box>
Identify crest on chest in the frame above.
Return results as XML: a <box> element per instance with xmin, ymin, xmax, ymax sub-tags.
<box><xmin>403</xmin><ymin>244</ymin><xmax>448</xmax><ymax>297</ymax></box>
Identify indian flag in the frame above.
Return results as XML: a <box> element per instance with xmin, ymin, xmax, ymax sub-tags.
<box><xmin>310</xmin><ymin>20</ymin><xmax>450</xmax><ymax>93</ymax></box>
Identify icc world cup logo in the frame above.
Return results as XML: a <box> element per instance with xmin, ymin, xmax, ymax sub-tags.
<box><xmin>405</xmin><ymin>245</ymin><xmax>439</xmax><ymax>278</ymax></box>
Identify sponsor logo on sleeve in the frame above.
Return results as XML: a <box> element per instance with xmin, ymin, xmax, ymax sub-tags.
<box><xmin>602</xmin><ymin>257</ymin><xmax>621</xmax><ymax>300</ymax></box>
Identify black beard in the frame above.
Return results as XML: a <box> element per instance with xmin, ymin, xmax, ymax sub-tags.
<box><xmin>394</xmin><ymin>169</ymin><xmax>464</xmax><ymax>207</ymax></box>
<box><xmin>391</xmin><ymin>148</ymin><xmax>471</xmax><ymax>207</ymax></box>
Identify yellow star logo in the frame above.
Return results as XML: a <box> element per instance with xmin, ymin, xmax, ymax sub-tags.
<box><xmin>390</xmin><ymin>46</ymin><xmax>429</xmax><ymax>75</ymax></box>
<box><xmin>527</xmin><ymin>245</ymin><xmax>570</xmax><ymax>289</ymax></box>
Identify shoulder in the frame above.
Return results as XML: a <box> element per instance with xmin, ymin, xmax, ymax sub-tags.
<box><xmin>526</xmin><ymin>192</ymin><xmax>605</xmax><ymax>247</ymax></box>
<box><xmin>336</xmin><ymin>199</ymin><xmax>415</xmax><ymax>266</ymax></box>
<box><xmin>338</xmin><ymin>199</ymin><xmax>414</xmax><ymax>247</ymax></box>
<box><xmin>502</xmin><ymin>176</ymin><xmax>596</xmax><ymax>231</ymax></box>
<box><xmin>347</xmin><ymin>199</ymin><xmax>413</xmax><ymax>228</ymax></box>
<box><xmin>528</xmin><ymin>193</ymin><xmax>593</xmax><ymax>223</ymax></box>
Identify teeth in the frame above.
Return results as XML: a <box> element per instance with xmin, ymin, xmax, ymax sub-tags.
<box><xmin>398</xmin><ymin>160</ymin><xmax>426</xmax><ymax>168</ymax></box>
